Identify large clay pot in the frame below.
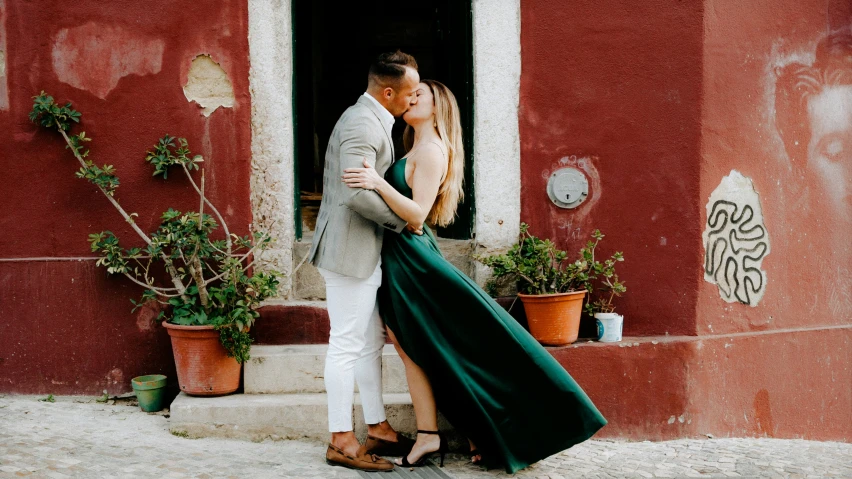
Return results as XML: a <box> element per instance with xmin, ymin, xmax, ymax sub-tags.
<box><xmin>162</xmin><ymin>322</ymin><xmax>240</xmax><ymax>396</ymax></box>
<box><xmin>518</xmin><ymin>290</ymin><xmax>587</xmax><ymax>346</ymax></box>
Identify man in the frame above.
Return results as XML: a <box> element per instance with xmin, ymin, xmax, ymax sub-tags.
<box><xmin>308</xmin><ymin>50</ymin><xmax>420</xmax><ymax>472</ymax></box>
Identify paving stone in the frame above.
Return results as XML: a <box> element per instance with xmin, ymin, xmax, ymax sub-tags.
<box><xmin>2</xmin><ymin>395</ymin><xmax>851</xmax><ymax>478</ymax></box>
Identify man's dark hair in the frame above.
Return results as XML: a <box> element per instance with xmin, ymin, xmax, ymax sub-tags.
<box><xmin>368</xmin><ymin>50</ymin><xmax>418</xmax><ymax>88</ymax></box>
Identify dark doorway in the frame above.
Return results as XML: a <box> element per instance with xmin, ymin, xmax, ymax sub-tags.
<box><xmin>292</xmin><ymin>0</ymin><xmax>474</xmax><ymax>240</ymax></box>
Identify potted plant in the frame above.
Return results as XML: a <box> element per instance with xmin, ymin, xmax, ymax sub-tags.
<box><xmin>477</xmin><ymin>224</ymin><xmax>623</xmax><ymax>346</ymax></box>
<box><xmin>584</xmin><ymin>243</ymin><xmax>627</xmax><ymax>342</ymax></box>
<box><xmin>30</xmin><ymin>92</ymin><xmax>283</xmax><ymax>396</ymax></box>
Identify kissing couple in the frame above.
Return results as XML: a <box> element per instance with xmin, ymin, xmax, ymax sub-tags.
<box><xmin>307</xmin><ymin>50</ymin><xmax>607</xmax><ymax>473</ymax></box>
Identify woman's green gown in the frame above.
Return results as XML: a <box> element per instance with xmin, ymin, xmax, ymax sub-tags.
<box><xmin>378</xmin><ymin>158</ymin><xmax>607</xmax><ymax>474</ymax></box>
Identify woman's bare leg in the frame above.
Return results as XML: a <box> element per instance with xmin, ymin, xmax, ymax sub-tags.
<box><xmin>386</xmin><ymin>327</ymin><xmax>441</xmax><ymax>464</ymax></box>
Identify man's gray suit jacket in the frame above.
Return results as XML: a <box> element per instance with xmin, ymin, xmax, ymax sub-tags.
<box><xmin>308</xmin><ymin>95</ymin><xmax>406</xmax><ymax>279</ymax></box>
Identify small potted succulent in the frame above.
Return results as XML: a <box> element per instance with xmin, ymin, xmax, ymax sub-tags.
<box><xmin>30</xmin><ymin>92</ymin><xmax>285</xmax><ymax>396</ymax></box>
<box><xmin>477</xmin><ymin>224</ymin><xmax>624</xmax><ymax>346</ymax></box>
<box><xmin>585</xmin><ymin>249</ymin><xmax>627</xmax><ymax>342</ymax></box>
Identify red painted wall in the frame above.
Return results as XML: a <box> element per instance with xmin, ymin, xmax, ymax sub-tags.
<box><xmin>698</xmin><ymin>1</ymin><xmax>852</xmax><ymax>334</ymax></box>
<box><xmin>519</xmin><ymin>0</ymin><xmax>705</xmax><ymax>337</ymax></box>
<box><xmin>0</xmin><ymin>1</ymin><xmax>252</xmax><ymax>394</ymax></box>
<box><xmin>551</xmin><ymin>329</ymin><xmax>851</xmax><ymax>442</ymax></box>
<box><xmin>550</xmin><ymin>340</ymin><xmax>696</xmax><ymax>440</ymax></box>
<box><xmin>520</xmin><ymin>0</ymin><xmax>852</xmax><ymax>440</ymax></box>
<box><xmin>688</xmin><ymin>0</ymin><xmax>852</xmax><ymax>440</ymax></box>
<box><xmin>687</xmin><ymin>329</ymin><xmax>851</xmax><ymax>440</ymax></box>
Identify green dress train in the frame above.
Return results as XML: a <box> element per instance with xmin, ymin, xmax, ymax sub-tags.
<box><xmin>378</xmin><ymin>158</ymin><xmax>607</xmax><ymax>474</ymax></box>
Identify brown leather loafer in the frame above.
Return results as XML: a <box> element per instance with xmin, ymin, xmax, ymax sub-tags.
<box><xmin>326</xmin><ymin>443</ymin><xmax>394</xmax><ymax>472</ymax></box>
<box><xmin>364</xmin><ymin>433</ymin><xmax>416</xmax><ymax>457</ymax></box>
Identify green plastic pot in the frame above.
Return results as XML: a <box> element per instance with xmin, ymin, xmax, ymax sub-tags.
<box><xmin>131</xmin><ymin>374</ymin><xmax>167</xmax><ymax>412</ymax></box>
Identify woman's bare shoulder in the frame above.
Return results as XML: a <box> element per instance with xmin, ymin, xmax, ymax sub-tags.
<box><xmin>411</xmin><ymin>141</ymin><xmax>447</xmax><ymax>171</ymax></box>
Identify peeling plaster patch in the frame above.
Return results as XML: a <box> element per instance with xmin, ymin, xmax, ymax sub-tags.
<box><xmin>183</xmin><ymin>55</ymin><xmax>235</xmax><ymax>116</ymax></box>
<box><xmin>135</xmin><ymin>302</ymin><xmax>164</xmax><ymax>332</ymax></box>
<box><xmin>52</xmin><ymin>22</ymin><xmax>164</xmax><ymax>99</ymax></box>
<box><xmin>703</xmin><ymin>170</ymin><xmax>771</xmax><ymax>306</ymax></box>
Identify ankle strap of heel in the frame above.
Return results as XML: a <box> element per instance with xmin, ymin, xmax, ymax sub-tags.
<box><xmin>416</xmin><ymin>429</ymin><xmax>440</xmax><ymax>435</ymax></box>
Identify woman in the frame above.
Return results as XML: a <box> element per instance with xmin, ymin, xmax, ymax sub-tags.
<box><xmin>342</xmin><ymin>80</ymin><xmax>607</xmax><ymax>473</ymax></box>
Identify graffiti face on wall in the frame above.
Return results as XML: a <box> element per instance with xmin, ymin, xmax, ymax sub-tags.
<box><xmin>769</xmin><ymin>30</ymin><xmax>852</xmax><ymax>315</ymax></box>
<box><xmin>703</xmin><ymin>171</ymin><xmax>771</xmax><ymax>307</ymax></box>
<box><xmin>775</xmin><ymin>33</ymin><xmax>852</xmax><ymax>222</ymax></box>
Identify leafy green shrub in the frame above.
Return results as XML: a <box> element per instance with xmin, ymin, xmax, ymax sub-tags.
<box><xmin>477</xmin><ymin>223</ymin><xmax>626</xmax><ymax>314</ymax></box>
<box><xmin>30</xmin><ymin>92</ymin><xmax>282</xmax><ymax>363</ymax></box>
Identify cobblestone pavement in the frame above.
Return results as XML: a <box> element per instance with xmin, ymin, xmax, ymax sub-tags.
<box><xmin>1</xmin><ymin>395</ymin><xmax>849</xmax><ymax>478</ymax></box>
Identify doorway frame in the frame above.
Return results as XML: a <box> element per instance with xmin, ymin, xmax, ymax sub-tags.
<box><xmin>247</xmin><ymin>0</ymin><xmax>521</xmax><ymax>293</ymax></box>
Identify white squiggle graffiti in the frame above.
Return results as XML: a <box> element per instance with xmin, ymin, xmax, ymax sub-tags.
<box><xmin>703</xmin><ymin>171</ymin><xmax>771</xmax><ymax>306</ymax></box>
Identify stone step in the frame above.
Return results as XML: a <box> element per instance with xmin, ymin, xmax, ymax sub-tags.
<box><xmin>245</xmin><ymin>344</ymin><xmax>408</xmax><ymax>394</ymax></box>
<box><xmin>169</xmin><ymin>392</ymin><xmax>462</xmax><ymax>448</ymax></box>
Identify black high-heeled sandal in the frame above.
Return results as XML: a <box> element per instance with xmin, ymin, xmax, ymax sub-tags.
<box><xmin>399</xmin><ymin>430</ymin><xmax>448</xmax><ymax>468</ymax></box>
<box><xmin>470</xmin><ymin>448</ymin><xmax>482</xmax><ymax>464</ymax></box>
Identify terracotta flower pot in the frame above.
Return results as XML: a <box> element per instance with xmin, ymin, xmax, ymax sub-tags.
<box><xmin>518</xmin><ymin>290</ymin><xmax>587</xmax><ymax>346</ymax></box>
<box><xmin>131</xmin><ymin>374</ymin><xmax>167</xmax><ymax>412</ymax></box>
<box><xmin>162</xmin><ymin>321</ymin><xmax>241</xmax><ymax>396</ymax></box>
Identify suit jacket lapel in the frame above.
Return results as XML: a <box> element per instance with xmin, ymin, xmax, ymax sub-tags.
<box><xmin>356</xmin><ymin>96</ymin><xmax>395</xmax><ymax>163</ymax></box>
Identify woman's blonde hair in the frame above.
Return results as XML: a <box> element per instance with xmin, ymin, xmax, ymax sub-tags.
<box><xmin>403</xmin><ymin>80</ymin><xmax>465</xmax><ymax>227</ymax></box>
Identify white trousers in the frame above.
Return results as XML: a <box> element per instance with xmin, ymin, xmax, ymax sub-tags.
<box><xmin>319</xmin><ymin>263</ymin><xmax>387</xmax><ymax>433</ymax></box>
